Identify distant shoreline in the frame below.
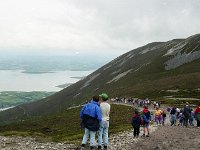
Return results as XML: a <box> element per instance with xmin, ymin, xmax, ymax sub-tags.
<box><xmin>0</xmin><ymin>106</ymin><xmax>14</xmax><ymax>112</ymax></box>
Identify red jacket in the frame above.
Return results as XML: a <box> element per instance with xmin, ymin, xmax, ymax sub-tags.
<box><xmin>195</xmin><ymin>106</ymin><xmax>200</xmax><ymax>114</ymax></box>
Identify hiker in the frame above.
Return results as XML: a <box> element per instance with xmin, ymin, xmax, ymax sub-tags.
<box><xmin>162</xmin><ymin>110</ymin><xmax>167</xmax><ymax>126</ymax></box>
<box><xmin>189</xmin><ymin>109</ymin><xmax>194</xmax><ymax>126</ymax></box>
<box><xmin>194</xmin><ymin>104</ymin><xmax>200</xmax><ymax>128</ymax></box>
<box><xmin>142</xmin><ymin>106</ymin><xmax>151</xmax><ymax>137</ymax></box>
<box><xmin>183</xmin><ymin>102</ymin><xmax>191</xmax><ymax>127</ymax></box>
<box><xmin>178</xmin><ymin>111</ymin><xmax>184</xmax><ymax>126</ymax></box>
<box><xmin>131</xmin><ymin>109</ymin><xmax>141</xmax><ymax>138</ymax></box>
<box><xmin>176</xmin><ymin>108</ymin><xmax>180</xmax><ymax>124</ymax></box>
<box><xmin>98</xmin><ymin>93</ymin><xmax>110</xmax><ymax>150</ymax></box>
<box><xmin>170</xmin><ymin>107</ymin><xmax>176</xmax><ymax>126</ymax></box>
<box><xmin>80</xmin><ymin>96</ymin><xmax>102</xmax><ymax>150</ymax></box>
<box><xmin>154</xmin><ymin>107</ymin><xmax>162</xmax><ymax>126</ymax></box>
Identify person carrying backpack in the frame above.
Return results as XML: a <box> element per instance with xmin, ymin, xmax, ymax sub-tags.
<box><xmin>142</xmin><ymin>106</ymin><xmax>151</xmax><ymax>137</ymax></box>
<box><xmin>131</xmin><ymin>110</ymin><xmax>141</xmax><ymax>138</ymax></box>
<box><xmin>80</xmin><ymin>96</ymin><xmax>102</xmax><ymax>150</ymax></box>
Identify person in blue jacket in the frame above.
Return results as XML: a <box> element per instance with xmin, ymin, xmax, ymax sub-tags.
<box><xmin>80</xmin><ymin>95</ymin><xmax>102</xmax><ymax>150</ymax></box>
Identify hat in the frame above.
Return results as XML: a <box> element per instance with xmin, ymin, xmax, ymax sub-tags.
<box><xmin>99</xmin><ymin>93</ymin><xmax>109</xmax><ymax>101</ymax></box>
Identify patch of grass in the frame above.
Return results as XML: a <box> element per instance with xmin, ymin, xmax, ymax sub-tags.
<box><xmin>0</xmin><ymin>91</ymin><xmax>55</xmax><ymax>108</ymax></box>
<box><xmin>0</xmin><ymin>104</ymin><xmax>133</xmax><ymax>143</ymax></box>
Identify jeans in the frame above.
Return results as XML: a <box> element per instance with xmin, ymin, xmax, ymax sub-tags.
<box><xmin>98</xmin><ymin>120</ymin><xmax>109</xmax><ymax>147</ymax></box>
<box><xmin>170</xmin><ymin>114</ymin><xmax>176</xmax><ymax>125</ymax></box>
<box><xmin>82</xmin><ymin>128</ymin><xmax>96</xmax><ymax>146</ymax></box>
<box><xmin>197</xmin><ymin>120</ymin><xmax>200</xmax><ymax>127</ymax></box>
<box><xmin>162</xmin><ymin>117</ymin><xmax>166</xmax><ymax>125</ymax></box>
<box><xmin>184</xmin><ymin>117</ymin><xmax>189</xmax><ymax>127</ymax></box>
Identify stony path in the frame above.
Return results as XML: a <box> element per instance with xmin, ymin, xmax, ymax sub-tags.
<box><xmin>108</xmin><ymin>125</ymin><xmax>200</xmax><ymax>150</ymax></box>
<box><xmin>108</xmin><ymin>124</ymin><xmax>158</xmax><ymax>150</ymax></box>
<box><xmin>0</xmin><ymin>136</ymin><xmax>76</xmax><ymax>150</ymax></box>
<box><xmin>133</xmin><ymin>125</ymin><xmax>200</xmax><ymax>150</ymax></box>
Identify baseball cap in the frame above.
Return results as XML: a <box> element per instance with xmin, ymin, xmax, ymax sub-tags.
<box><xmin>99</xmin><ymin>93</ymin><xmax>109</xmax><ymax>101</ymax></box>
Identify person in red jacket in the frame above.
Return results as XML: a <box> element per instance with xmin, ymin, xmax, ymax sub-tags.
<box><xmin>194</xmin><ymin>104</ymin><xmax>200</xmax><ymax>128</ymax></box>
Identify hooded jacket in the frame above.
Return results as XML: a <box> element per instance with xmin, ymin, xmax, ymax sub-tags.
<box><xmin>142</xmin><ymin>108</ymin><xmax>151</xmax><ymax>123</ymax></box>
<box><xmin>80</xmin><ymin>100</ymin><xmax>102</xmax><ymax>131</ymax></box>
<box><xmin>131</xmin><ymin>114</ymin><xmax>141</xmax><ymax>128</ymax></box>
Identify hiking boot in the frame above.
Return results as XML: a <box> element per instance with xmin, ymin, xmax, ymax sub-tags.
<box><xmin>90</xmin><ymin>146</ymin><xmax>94</xmax><ymax>150</ymax></box>
<box><xmin>141</xmin><ymin>134</ymin><xmax>145</xmax><ymax>137</ymax></box>
<box><xmin>104</xmin><ymin>145</ymin><xmax>107</xmax><ymax>150</ymax></box>
<box><xmin>80</xmin><ymin>147</ymin><xmax>85</xmax><ymax>150</ymax></box>
<box><xmin>80</xmin><ymin>144</ymin><xmax>85</xmax><ymax>150</ymax></box>
<box><xmin>98</xmin><ymin>146</ymin><xmax>102</xmax><ymax>150</ymax></box>
<box><xmin>146</xmin><ymin>134</ymin><xmax>150</xmax><ymax>137</ymax></box>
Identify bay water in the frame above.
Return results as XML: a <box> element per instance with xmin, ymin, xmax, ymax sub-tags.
<box><xmin>0</xmin><ymin>70</ymin><xmax>94</xmax><ymax>92</ymax></box>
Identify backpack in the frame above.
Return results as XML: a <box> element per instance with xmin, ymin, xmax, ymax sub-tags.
<box><xmin>141</xmin><ymin>117</ymin><xmax>145</xmax><ymax>125</ymax></box>
<box><xmin>183</xmin><ymin>106</ymin><xmax>191</xmax><ymax>118</ymax></box>
<box><xmin>131</xmin><ymin>115</ymin><xmax>141</xmax><ymax>127</ymax></box>
<box><xmin>144</xmin><ymin>111</ymin><xmax>150</xmax><ymax>120</ymax></box>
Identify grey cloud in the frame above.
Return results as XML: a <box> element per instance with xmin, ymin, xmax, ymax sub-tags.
<box><xmin>0</xmin><ymin>0</ymin><xmax>200</xmax><ymax>56</ymax></box>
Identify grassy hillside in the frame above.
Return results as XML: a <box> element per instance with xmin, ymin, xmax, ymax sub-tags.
<box><xmin>0</xmin><ymin>34</ymin><xmax>200</xmax><ymax>124</ymax></box>
<box><xmin>0</xmin><ymin>104</ymin><xmax>133</xmax><ymax>143</ymax></box>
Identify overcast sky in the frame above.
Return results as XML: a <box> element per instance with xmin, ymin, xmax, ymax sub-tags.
<box><xmin>0</xmin><ymin>0</ymin><xmax>200</xmax><ymax>57</ymax></box>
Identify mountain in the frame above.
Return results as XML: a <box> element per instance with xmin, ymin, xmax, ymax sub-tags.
<box><xmin>1</xmin><ymin>34</ymin><xmax>200</xmax><ymax>124</ymax></box>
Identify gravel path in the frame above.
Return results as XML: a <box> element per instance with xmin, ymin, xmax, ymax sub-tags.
<box><xmin>0</xmin><ymin>136</ymin><xmax>76</xmax><ymax>150</ymax></box>
<box><xmin>108</xmin><ymin>125</ymin><xmax>200</xmax><ymax>150</ymax></box>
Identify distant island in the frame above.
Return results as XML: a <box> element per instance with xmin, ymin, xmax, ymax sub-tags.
<box><xmin>56</xmin><ymin>76</ymin><xmax>86</xmax><ymax>88</ymax></box>
<box><xmin>70</xmin><ymin>76</ymin><xmax>86</xmax><ymax>79</ymax></box>
<box><xmin>21</xmin><ymin>71</ymin><xmax>56</xmax><ymax>74</ymax></box>
<box><xmin>56</xmin><ymin>83</ymin><xmax>73</xmax><ymax>88</ymax></box>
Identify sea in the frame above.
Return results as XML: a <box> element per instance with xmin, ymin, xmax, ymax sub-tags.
<box><xmin>0</xmin><ymin>70</ymin><xmax>94</xmax><ymax>92</ymax></box>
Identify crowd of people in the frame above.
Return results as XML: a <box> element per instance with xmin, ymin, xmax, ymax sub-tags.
<box><xmin>111</xmin><ymin>97</ymin><xmax>151</xmax><ymax>107</ymax></box>
<box><xmin>79</xmin><ymin>94</ymin><xmax>200</xmax><ymax>150</ymax></box>
<box><xmin>168</xmin><ymin>103</ymin><xmax>200</xmax><ymax>128</ymax></box>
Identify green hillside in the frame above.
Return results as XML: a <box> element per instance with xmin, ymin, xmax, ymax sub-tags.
<box><xmin>0</xmin><ymin>104</ymin><xmax>133</xmax><ymax>143</ymax></box>
<box><xmin>0</xmin><ymin>34</ymin><xmax>200</xmax><ymax>124</ymax></box>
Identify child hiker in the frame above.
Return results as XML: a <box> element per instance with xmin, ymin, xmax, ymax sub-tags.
<box><xmin>131</xmin><ymin>110</ymin><xmax>141</xmax><ymax>138</ymax></box>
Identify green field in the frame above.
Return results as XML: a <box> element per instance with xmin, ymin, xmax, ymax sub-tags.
<box><xmin>0</xmin><ymin>91</ymin><xmax>55</xmax><ymax>108</ymax></box>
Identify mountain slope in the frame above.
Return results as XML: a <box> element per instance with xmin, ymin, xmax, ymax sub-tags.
<box><xmin>0</xmin><ymin>34</ymin><xmax>200</xmax><ymax>124</ymax></box>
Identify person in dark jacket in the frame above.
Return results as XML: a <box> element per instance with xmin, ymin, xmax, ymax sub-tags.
<box><xmin>80</xmin><ymin>96</ymin><xmax>102</xmax><ymax>150</ymax></box>
<box><xmin>131</xmin><ymin>110</ymin><xmax>141</xmax><ymax>138</ymax></box>
<box><xmin>183</xmin><ymin>102</ymin><xmax>191</xmax><ymax>127</ymax></box>
<box><xmin>170</xmin><ymin>107</ymin><xmax>177</xmax><ymax>126</ymax></box>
